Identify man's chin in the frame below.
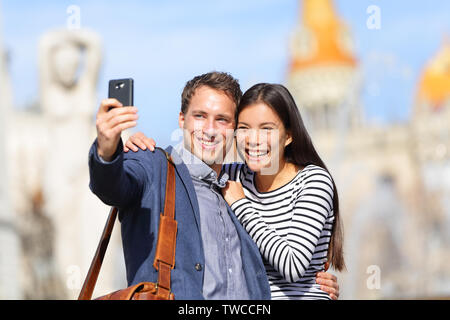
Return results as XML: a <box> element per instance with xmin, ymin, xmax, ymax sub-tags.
<box><xmin>196</xmin><ymin>152</ymin><xmax>222</xmax><ymax>166</ymax></box>
<box><xmin>191</xmin><ymin>144</ymin><xmax>224</xmax><ymax>165</ymax></box>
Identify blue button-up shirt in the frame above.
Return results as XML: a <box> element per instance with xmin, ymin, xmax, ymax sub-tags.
<box><xmin>175</xmin><ymin>145</ymin><xmax>250</xmax><ymax>300</ymax></box>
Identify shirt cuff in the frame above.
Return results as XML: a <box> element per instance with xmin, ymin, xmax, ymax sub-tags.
<box><xmin>92</xmin><ymin>138</ymin><xmax>124</xmax><ymax>164</ymax></box>
<box><xmin>98</xmin><ymin>154</ymin><xmax>114</xmax><ymax>164</ymax></box>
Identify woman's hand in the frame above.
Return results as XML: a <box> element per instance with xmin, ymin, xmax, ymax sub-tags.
<box><xmin>123</xmin><ymin>131</ymin><xmax>156</xmax><ymax>152</ymax></box>
<box><xmin>221</xmin><ymin>181</ymin><xmax>246</xmax><ymax>206</ymax></box>
<box><xmin>316</xmin><ymin>268</ymin><xmax>340</xmax><ymax>300</ymax></box>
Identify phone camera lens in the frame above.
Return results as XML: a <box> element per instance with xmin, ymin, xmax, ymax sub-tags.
<box><xmin>115</xmin><ymin>82</ymin><xmax>125</xmax><ymax>90</ymax></box>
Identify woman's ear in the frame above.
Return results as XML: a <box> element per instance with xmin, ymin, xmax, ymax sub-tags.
<box><xmin>284</xmin><ymin>131</ymin><xmax>293</xmax><ymax>147</ymax></box>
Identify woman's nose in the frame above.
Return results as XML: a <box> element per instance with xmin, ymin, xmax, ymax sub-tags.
<box><xmin>247</xmin><ymin>129</ymin><xmax>261</xmax><ymax>146</ymax></box>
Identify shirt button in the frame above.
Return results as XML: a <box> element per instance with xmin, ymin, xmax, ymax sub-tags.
<box><xmin>195</xmin><ymin>263</ymin><xmax>202</xmax><ymax>271</ymax></box>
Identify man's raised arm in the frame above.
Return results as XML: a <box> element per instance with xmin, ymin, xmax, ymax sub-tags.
<box><xmin>88</xmin><ymin>98</ymin><xmax>143</xmax><ymax>208</ymax></box>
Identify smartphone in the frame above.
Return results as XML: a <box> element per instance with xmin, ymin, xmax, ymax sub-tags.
<box><xmin>108</xmin><ymin>78</ymin><xmax>134</xmax><ymax>107</ymax></box>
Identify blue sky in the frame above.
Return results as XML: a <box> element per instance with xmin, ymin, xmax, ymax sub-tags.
<box><xmin>1</xmin><ymin>0</ymin><xmax>449</xmax><ymax>146</ymax></box>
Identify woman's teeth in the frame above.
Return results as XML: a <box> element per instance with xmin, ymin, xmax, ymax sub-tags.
<box><xmin>247</xmin><ymin>150</ymin><xmax>269</xmax><ymax>158</ymax></box>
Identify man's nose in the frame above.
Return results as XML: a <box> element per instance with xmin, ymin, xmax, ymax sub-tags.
<box><xmin>202</xmin><ymin>118</ymin><xmax>218</xmax><ymax>137</ymax></box>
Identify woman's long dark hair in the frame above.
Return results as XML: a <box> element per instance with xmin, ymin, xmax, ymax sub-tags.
<box><xmin>237</xmin><ymin>83</ymin><xmax>345</xmax><ymax>271</ymax></box>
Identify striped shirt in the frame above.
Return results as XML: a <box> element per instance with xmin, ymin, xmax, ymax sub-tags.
<box><xmin>223</xmin><ymin>163</ymin><xmax>334</xmax><ymax>300</ymax></box>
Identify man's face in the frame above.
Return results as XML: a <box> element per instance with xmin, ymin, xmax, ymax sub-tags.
<box><xmin>179</xmin><ymin>86</ymin><xmax>236</xmax><ymax>169</ymax></box>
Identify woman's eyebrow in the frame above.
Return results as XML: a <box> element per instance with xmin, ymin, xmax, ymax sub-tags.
<box><xmin>259</xmin><ymin>122</ymin><xmax>277</xmax><ymax>126</ymax></box>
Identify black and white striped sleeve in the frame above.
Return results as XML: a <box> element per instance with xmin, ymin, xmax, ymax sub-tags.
<box><xmin>230</xmin><ymin>169</ymin><xmax>334</xmax><ymax>283</ymax></box>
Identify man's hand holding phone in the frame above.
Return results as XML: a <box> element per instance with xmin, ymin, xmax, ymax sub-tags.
<box><xmin>96</xmin><ymin>98</ymin><xmax>138</xmax><ymax>161</ymax></box>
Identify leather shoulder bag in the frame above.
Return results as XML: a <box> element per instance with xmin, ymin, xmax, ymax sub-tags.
<box><xmin>78</xmin><ymin>149</ymin><xmax>177</xmax><ymax>300</ymax></box>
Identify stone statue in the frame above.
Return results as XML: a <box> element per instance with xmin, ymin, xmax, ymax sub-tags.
<box><xmin>37</xmin><ymin>29</ymin><xmax>124</xmax><ymax>299</ymax></box>
<box><xmin>39</xmin><ymin>28</ymin><xmax>101</xmax><ymax>119</ymax></box>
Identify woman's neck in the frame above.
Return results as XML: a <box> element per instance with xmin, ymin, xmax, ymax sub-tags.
<box><xmin>254</xmin><ymin>161</ymin><xmax>301</xmax><ymax>193</ymax></box>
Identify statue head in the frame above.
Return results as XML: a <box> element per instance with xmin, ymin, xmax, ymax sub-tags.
<box><xmin>51</xmin><ymin>41</ymin><xmax>82</xmax><ymax>88</ymax></box>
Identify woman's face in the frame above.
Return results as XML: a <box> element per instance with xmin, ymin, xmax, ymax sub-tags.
<box><xmin>236</xmin><ymin>103</ymin><xmax>292</xmax><ymax>175</ymax></box>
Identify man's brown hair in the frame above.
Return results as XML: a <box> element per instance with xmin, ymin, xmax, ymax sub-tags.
<box><xmin>181</xmin><ymin>71</ymin><xmax>242</xmax><ymax>114</ymax></box>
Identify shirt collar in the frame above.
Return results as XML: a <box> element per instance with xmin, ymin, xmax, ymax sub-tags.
<box><xmin>175</xmin><ymin>144</ymin><xmax>229</xmax><ymax>188</ymax></box>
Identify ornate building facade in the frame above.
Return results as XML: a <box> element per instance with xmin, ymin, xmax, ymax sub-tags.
<box><xmin>286</xmin><ymin>0</ymin><xmax>450</xmax><ymax>299</ymax></box>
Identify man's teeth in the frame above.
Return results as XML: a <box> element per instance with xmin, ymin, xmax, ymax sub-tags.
<box><xmin>199</xmin><ymin>138</ymin><xmax>217</xmax><ymax>146</ymax></box>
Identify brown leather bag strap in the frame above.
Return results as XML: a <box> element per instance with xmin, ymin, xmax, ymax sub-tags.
<box><xmin>153</xmin><ymin>154</ymin><xmax>177</xmax><ymax>299</ymax></box>
<box><xmin>78</xmin><ymin>206</ymin><xmax>118</xmax><ymax>300</ymax></box>
<box><xmin>78</xmin><ymin>150</ymin><xmax>176</xmax><ymax>300</ymax></box>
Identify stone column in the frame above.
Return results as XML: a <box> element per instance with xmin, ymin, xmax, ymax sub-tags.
<box><xmin>0</xmin><ymin>3</ymin><xmax>21</xmax><ymax>299</ymax></box>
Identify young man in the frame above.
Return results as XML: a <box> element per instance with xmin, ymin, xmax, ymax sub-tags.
<box><xmin>89</xmin><ymin>71</ymin><xmax>339</xmax><ymax>299</ymax></box>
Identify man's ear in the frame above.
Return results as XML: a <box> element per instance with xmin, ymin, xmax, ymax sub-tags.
<box><xmin>178</xmin><ymin>111</ymin><xmax>185</xmax><ymax>129</ymax></box>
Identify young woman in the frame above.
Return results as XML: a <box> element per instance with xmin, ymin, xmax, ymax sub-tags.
<box><xmin>123</xmin><ymin>83</ymin><xmax>344</xmax><ymax>300</ymax></box>
<box><xmin>220</xmin><ymin>83</ymin><xmax>345</xmax><ymax>300</ymax></box>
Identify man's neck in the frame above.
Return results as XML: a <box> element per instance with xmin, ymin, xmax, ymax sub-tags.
<box><xmin>209</xmin><ymin>163</ymin><xmax>223</xmax><ymax>177</ymax></box>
